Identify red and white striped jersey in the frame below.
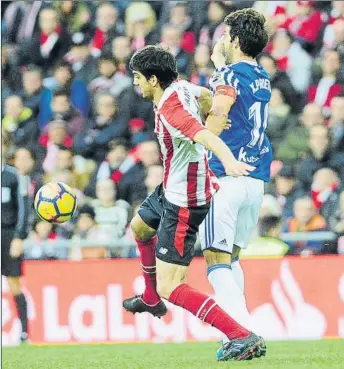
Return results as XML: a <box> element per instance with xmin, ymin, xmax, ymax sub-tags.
<box><xmin>154</xmin><ymin>79</ymin><xmax>219</xmax><ymax>208</ymax></box>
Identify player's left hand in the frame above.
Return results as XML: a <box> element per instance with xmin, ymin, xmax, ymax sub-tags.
<box><xmin>225</xmin><ymin>160</ymin><xmax>256</xmax><ymax>177</ymax></box>
<box><xmin>10</xmin><ymin>238</ymin><xmax>24</xmax><ymax>258</ymax></box>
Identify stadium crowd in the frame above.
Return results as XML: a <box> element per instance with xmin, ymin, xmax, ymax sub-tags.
<box><xmin>2</xmin><ymin>0</ymin><xmax>344</xmax><ymax>259</ymax></box>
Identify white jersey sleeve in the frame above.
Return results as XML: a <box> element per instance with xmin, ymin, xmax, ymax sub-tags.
<box><xmin>209</xmin><ymin>66</ymin><xmax>239</xmax><ymax>96</ymax></box>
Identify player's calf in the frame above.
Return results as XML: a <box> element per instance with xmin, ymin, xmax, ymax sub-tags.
<box><xmin>127</xmin><ymin>215</ymin><xmax>163</xmax><ymax>307</ymax></box>
<box><xmin>156</xmin><ymin>258</ymin><xmax>187</xmax><ymax>299</ymax></box>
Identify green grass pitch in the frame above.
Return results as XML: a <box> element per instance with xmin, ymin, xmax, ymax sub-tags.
<box><xmin>3</xmin><ymin>340</ymin><xmax>344</xmax><ymax>369</ymax></box>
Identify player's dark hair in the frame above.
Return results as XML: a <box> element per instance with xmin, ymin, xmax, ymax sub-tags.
<box><xmin>224</xmin><ymin>9</ymin><xmax>269</xmax><ymax>58</ymax></box>
<box><xmin>259</xmin><ymin>216</ymin><xmax>282</xmax><ymax>237</ymax></box>
<box><xmin>129</xmin><ymin>45</ymin><xmax>178</xmax><ymax>89</ymax></box>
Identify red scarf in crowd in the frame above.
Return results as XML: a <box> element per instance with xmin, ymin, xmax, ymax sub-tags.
<box><xmin>40</xmin><ymin>25</ymin><xmax>62</xmax><ymax>57</ymax></box>
<box><xmin>311</xmin><ymin>182</ymin><xmax>338</xmax><ymax>210</ymax></box>
<box><xmin>92</xmin><ymin>28</ymin><xmax>106</xmax><ymax>52</ymax></box>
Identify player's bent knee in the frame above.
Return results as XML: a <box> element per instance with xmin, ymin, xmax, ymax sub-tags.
<box><xmin>156</xmin><ymin>278</ymin><xmax>182</xmax><ymax>300</ymax></box>
<box><xmin>130</xmin><ymin>214</ymin><xmax>156</xmax><ymax>242</ymax></box>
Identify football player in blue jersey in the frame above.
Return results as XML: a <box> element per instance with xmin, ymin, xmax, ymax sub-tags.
<box><xmin>199</xmin><ymin>8</ymin><xmax>272</xmax><ymax>361</ymax></box>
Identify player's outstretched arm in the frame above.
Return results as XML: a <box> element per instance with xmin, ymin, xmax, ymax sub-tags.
<box><xmin>193</xmin><ymin>129</ymin><xmax>255</xmax><ymax>177</ymax></box>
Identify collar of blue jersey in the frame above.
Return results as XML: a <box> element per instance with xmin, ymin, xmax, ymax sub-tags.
<box><xmin>215</xmin><ymin>59</ymin><xmax>258</xmax><ymax>72</ymax></box>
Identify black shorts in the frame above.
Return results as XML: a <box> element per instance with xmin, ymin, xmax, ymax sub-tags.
<box><xmin>1</xmin><ymin>228</ymin><xmax>23</xmax><ymax>277</ymax></box>
<box><xmin>138</xmin><ymin>184</ymin><xmax>210</xmax><ymax>266</ymax></box>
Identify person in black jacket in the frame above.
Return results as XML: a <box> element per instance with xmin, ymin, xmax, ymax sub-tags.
<box><xmin>73</xmin><ymin>92</ymin><xmax>128</xmax><ymax>163</ymax></box>
<box><xmin>161</xmin><ymin>24</ymin><xmax>192</xmax><ymax>78</ymax></box>
<box><xmin>20</xmin><ymin>65</ymin><xmax>47</xmax><ymax>118</ymax></box>
<box><xmin>19</xmin><ymin>7</ymin><xmax>71</xmax><ymax>75</ymax></box>
<box><xmin>274</xmin><ymin>165</ymin><xmax>304</xmax><ymax>220</ymax></box>
<box><xmin>258</xmin><ymin>53</ymin><xmax>302</xmax><ymax>112</ymax></box>
<box><xmin>1</xmin><ymin>132</ymin><xmax>30</xmax><ymax>343</ymax></box>
<box><xmin>297</xmin><ymin>124</ymin><xmax>344</xmax><ymax>192</ymax></box>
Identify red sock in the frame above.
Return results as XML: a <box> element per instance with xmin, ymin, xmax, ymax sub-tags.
<box><xmin>169</xmin><ymin>284</ymin><xmax>250</xmax><ymax>340</ymax></box>
<box><xmin>137</xmin><ymin>236</ymin><xmax>161</xmax><ymax>305</ymax></box>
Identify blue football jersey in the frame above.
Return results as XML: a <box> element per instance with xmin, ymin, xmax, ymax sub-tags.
<box><xmin>209</xmin><ymin>60</ymin><xmax>273</xmax><ymax>182</ymax></box>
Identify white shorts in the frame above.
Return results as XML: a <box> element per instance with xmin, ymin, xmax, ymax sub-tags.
<box><xmin>199</xmin><ymin>176</ymin><xmax>264</xmax><ymax>253</ymax></box>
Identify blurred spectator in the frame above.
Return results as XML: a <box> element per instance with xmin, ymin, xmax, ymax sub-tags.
<box><xmin>267</xmin><ymin>29</ymin><xmax>312</xmax><ymax>93</ymax></box>
<box><xmin>47</xmin><ymin>89</ymin><xmax>85</xmax><ymax>135</ymax></box>
<box><xmin>44</xmin><ymin>149</ymin><xmax>90</xmax><ymax>191</ymax></box>
<box><xmin>285</xmin><ymin>196</ymin><xmax>327</xmax><ymax>255</ymax></box>
<box><xmin>279</xmin><ymin>0</ymin><xmax>325</xmax><ymax>51</ymax></box>
<box><xmin>328</xmin><ymin>94</ymin><xmax>344</xmax><ymax>153</ymax></box>
<box><xmin>168</xmin><ymin>3</ymin><xmax>196</xmax><ymax>53</ymax></box>
<box><xmin>267</xmin><ymin>88</ymin><xmax>297</xmax><ymax>153</ymax></box>
<box><xmin>297</xmin><ymin>124</ymin><xmax>344</xmax><ymax>192</ymax></box>
<box><xmin>125</xmin><ymin>2</ymin><xmax>159</xmax><ymax>51</ymax></box>
<box><xmin>276</xmin><ymin>102</ymin><xmax>324</xmax><ymax>163</ymax></box>
<box><xmin>260</xmin><ymin>194</ymin><xmax>283</xmax><ymax>219</ymax></box>
<box><xmin>118</xmin><ymin>139</ymin><xmax>161</xmax><ymax>204</ymax></box>
<box><xmin>253</xmin><ymin>1</ymin><xmax>293</xmax><ymax>34</ymax></box>
<box><xmin>241</xmin><ymin>216</ymin><xmax>289</xmax><ymax>257</ymax></box>
<box><xmin>330</xmin><ymin>190</ymin><xmax>344</xmax><ymax>234</ymax></box>
<box><xmin>190</xmin><ymin>44</ymin><xmax>213</xmax><ymax>87</ymax></box>
<box><xmin>145</xmin><ymin>165</ymin><xmax>164</xmax><ymax>195</ymax></box>
<box><xmin>92</xmin><ymin>178</ymin><xmax>129</xmax><ymax>243</ymax></box>
<box><xmin>111</xmin><ymin>36</ymin><xmax>132</xmax><ymax>74</ymax></box>
<box><xmin>117</xmin><ymin>85</ymin><xmax>156</xmax><ymax>132</ymax></box>
<box><xmin>3</xmin><ymin>1</ymin><xmax>43</xmax><ymax>44</ymax></box>
<box><xmin>2</xmin><ymin>46</ymin><xmax>22</xmax><ymax>96</ymax></box>
<box><xmin>199</xmin><ymin>1</ymin><xmax>228</xmax><ymax>46</ymax></box>
<box><xmin>322</xmin><ymin>1</ymin><xmax>344</xmax><ymax>51</ymax></box>
<box><xmin>43</xmin><ymin>61</ymin><xmax>74</xmax><ymax>92</ymax></box>
<box><xmin>70</xmin><ymin>204</ymin><xmax>109</xmax><ymax>260</ymax></box>
<box><xmin>73</xmin><ymin>93</ymin><xmax>128</xmax><ymax>163</ymax></box>
<box><xmin>41</xmin><ymin>62</ymin><xmax>90</xmax><ymax>122</ymax></box>
<box><xmin>258</xmin><ymin>53</ymin><xmax>299</xmax><ymax>111</ymax></box>
<box><xmin>2</xmin><ymin>95</ymin><xmax>39</xmax><ymax>149</ymax></box>
<box><xmin>54</xmin><ymin>1</ymin><xmax>92</xmax><ymax>35</ymax></box>
<box><xmin>19</xmin><ymin>7</ymin><xmax>71</xmax><ymax>74</ymax></box>
<box><xmin>89</xmin><ymin>54</ymin><xmax>132</xmax><ymax>98</ymax></box>
<box><xmin>14</xmin><ymin>147</ymin><xmax>43</xmax><ymax>200</ymax></box>
<box><xmin>308</xmin><ymin>49</ymin><xmax>343</xmax><ymax>114</ymax></box>
<box><xmin>25</xmin><ymin>220</ymin><xmax>68</xmax><ymax>260</ymax></box>
<box><xmin>65</xmin><ymin>32</ymin><xmax>98</xmax><ymax>85</ymax></box>
<box><xmin>21</xmin><ymin>65</ymin><xmax>47</xmax><ymax>118</ymax></box>
<box><xmin>274</xmin><ymin>165</ymin><xmax>304</xmax><ymax>219</ymax></box>
<box><xmin>39</xmin><ymin>120</ymin><xmax>73</xmax><ymax>173</ymax></box>
<box><xmin>84</xmin><ymin>139</ymin><xmax>133</xmax><ymax>198</ymax></box>
<box><xmin>161</xmin><ymin>24</ymin><xmax>192</xmax><ymax>78</ymax></box>
<box><xmin>90</xmin><ymin>2</ymin><xmax>124</xmax><ymax>57</ymax></box>
<box><xmin>311</xmin><ymin>168</ymin><xmax>341</xmax><ymax>223</ymax></box>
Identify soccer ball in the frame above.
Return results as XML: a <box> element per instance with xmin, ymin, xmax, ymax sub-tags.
<box><xmin>34</xmin><ymin>182</ymin><xmax>77</xmax><ymax>224</ymax></box>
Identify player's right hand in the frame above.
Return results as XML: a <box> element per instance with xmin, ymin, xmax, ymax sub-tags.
<box><xmin>225</xmin><ymin>160</ymin><xmax>256</xmax><ymax>177</ymax></box>
<box><xmin>211</xmin><ymin>36</ymin><xmax>226</xmax><ymax>68</ymax></box>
